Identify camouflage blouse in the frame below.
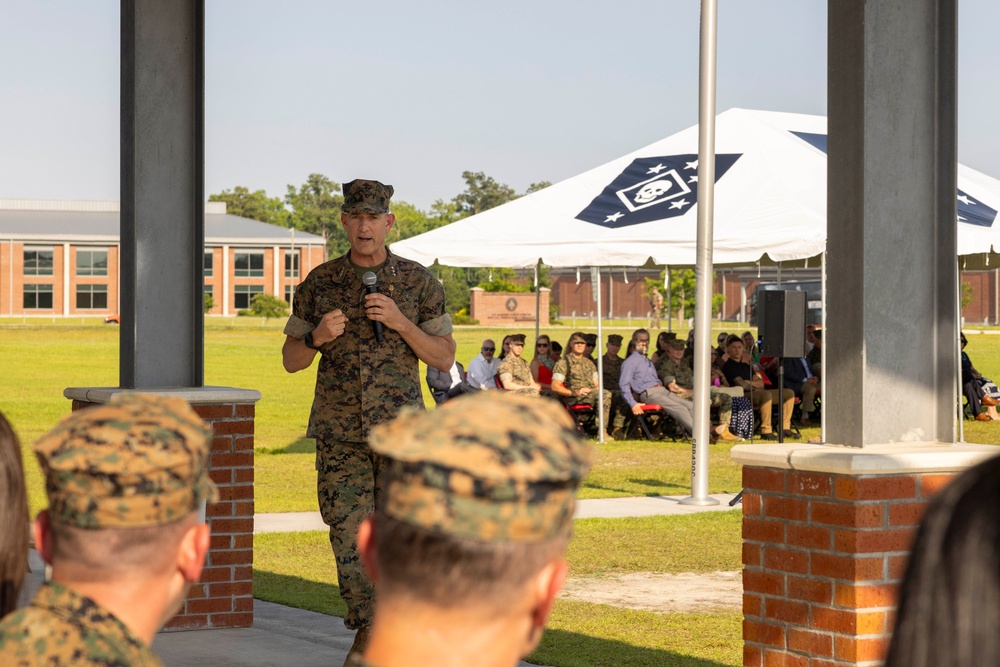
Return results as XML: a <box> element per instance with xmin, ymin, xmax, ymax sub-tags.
<box><xmin>497</xmin><ymin>355</ymin><xmax>534</xmax><ymax>387</ymax></box>
<box><xmin>285</xmin><ymin>249</ymin><xmax>452</xmax><ymax>443</ymax></box>
<box><xmin>552</xmin><ymin>354</ymin><xmax>598</xmax><ymax>391</ymax></box>
<box><xmin>602</xmin><ymin>354</ymin><xmax>623</xmax><ymax>391</ymax></box>
<box><xmin>0</xmin><ymin>582</ymin><xmax>161</xmax><ymax>666</ymax></box>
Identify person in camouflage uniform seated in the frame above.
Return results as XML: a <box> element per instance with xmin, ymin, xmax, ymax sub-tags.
<box><xmin>346</xmin><ymin>392</ymin><xmax>592</xmax><ymax>667</ymax></box>
<box><xmin>601</xmin><ymin>333</ymin><xmax>629</xmax><ymax>438</ymax></box>
<box><xmin>655</xmin><ymin>338</ymin><xmax>742</xmax><ymax>441</ymax></box>
<box><xmin>552</xmin><ymin>331</ymin><xmax>614</xmax><ymax>439</ymax></box>
<box><xmin>0</xmin><ymin>393</ymin><xmax>216</xmax><ymax>667</ymax></box>
<box><xmin>496</xmin><ymin>333</ymin><xmax>541</xmax><ymax>396</ymax></box>
<box><xmin>281</xmin><ymin>179</ymin><xmax>456</xmax><ymax>662</ymax></box>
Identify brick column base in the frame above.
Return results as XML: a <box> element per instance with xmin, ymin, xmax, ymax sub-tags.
<box><xmin>732</xmin><ymin>443</ymin><xmax>997</xmax><ymax>667</ymax></box>
<box><xmin>65</xmin><ymin>386</ymin><xmax>261</xmax><ymax>632</ymax></box>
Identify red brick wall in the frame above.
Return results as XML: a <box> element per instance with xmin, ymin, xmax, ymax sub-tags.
<box><xmin>741</xmin><ymin>466</ymin><xmax>956</xmax><ymax>666</ymax></box>
<box><xmin>71</xmin><ymin>399</ymin><xmax>256</xmax><ymax>631</ymax></box>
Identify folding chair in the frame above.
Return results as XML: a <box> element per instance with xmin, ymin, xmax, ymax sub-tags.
<box><xmin>564</xmin><ymin>403</ymin><xmax>597</xmax><ymax>437</ymax></box>
<box><xmin>622</xmin><ymin>403</ymin><xmax>682</xmax><ymax>442</ymax></box>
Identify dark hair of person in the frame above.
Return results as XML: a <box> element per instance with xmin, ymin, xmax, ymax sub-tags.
<box><xmin>498</xmin><ymin>334</ymin><xmax>513</xmax><ymax>360</ymax></box>
<box><xmin>550</xmin><ymin>341</ymin><xmax>562</xmax><ymax>355</ymax></box>
<box><xmin>884</xmin><ymin>455</ymin><xmax>1000</xmax><ymax>667</ymax></box>
<box><xmin>813</xmin><ymin>329</ymin><xmax>822</xmax><ymax>342</ymax></box>
<box><xmin>656</xmin><ymin>332</ymin><xmax>671</xmax><ymax>353</ymax></box>
<box><xmin>726</xmin><ymin>334</ymin><xmax>743</xmax><ymax>347</ymax></box>
<box><xmin>631</xmin><ymin>328</ymin><xmax>650</xmax><ymax>343</ymax></box>
<box><xmin>0</xmin><ymin>412</ymin><xmax>28</xmax><ymax>617</ymax></box>
<box><xmin>371</xmin><ymin>509</ymin><xmax>568</xmax><ymax>608</ymax></box>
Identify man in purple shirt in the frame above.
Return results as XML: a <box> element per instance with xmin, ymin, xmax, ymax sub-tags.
<box><xmin>619</xmin><ymin>328</ymin><xmax>694</xmax><ymax>434</ymax></box>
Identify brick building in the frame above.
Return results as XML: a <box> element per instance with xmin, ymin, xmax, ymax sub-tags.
<box><xmin>0</xmin><ymin>199</ymin><xmax>325</xmax><ymax>318</ymax></box>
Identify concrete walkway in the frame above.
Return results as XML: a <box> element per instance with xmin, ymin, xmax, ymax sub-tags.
<box><xmin>22</xmin><ymin>495</ymin><xmax>740</xmax><ymax>666</ymax></box>
<box><xmin>255</xmin><ymin>493</ymin><xmax>741</xmax><ymax>533</ymax></box>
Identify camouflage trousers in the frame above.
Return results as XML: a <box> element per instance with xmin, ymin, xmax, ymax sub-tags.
<box><xmin>316</xmin><ymin>439</ymin><xmax>384</xmax><ymax>630</ymax></box>
<box><xmin>709</xmin><ymin>389</ymin><xmax>733</xmax><ymax>425</ymax></box>
<box><xmin>607</xmin><ymin>390</ymin><xmax>629</xmax><ymax>432</ymax></box>
<box><xmin>567</xmin><ymin>389</ymin><xmax>613</xmax><ymax>433</ymax></box>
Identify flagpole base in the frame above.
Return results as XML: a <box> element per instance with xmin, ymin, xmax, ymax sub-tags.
<box><xmin>678</xmin><ymin>495</ymin><xmax>720</xmax><ymax>506</ymax></box>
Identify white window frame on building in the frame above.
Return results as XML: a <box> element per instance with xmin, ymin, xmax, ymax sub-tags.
<box><xmin>284</xmin><ymin>284</ymin><xmax>295</xmax><ymax>304</ymax></box>
<box><xmin>24</xmin><ymin>284</ymin><xmax>54</xmax><ymax>309</ymax></box>
<box><xmin>284</xmin><ymin>251</ymin><xmax>299</xmax><ymax>278</ymax></box>
<box><xmin>234</xmin><ymin>250</ymin><xmax>264</xmax><ymax>278</ymax></box>
<box><xmin>76</xmin><ymin>249</ymin><xmax>109</xmax><ymax>276</ymax></box>
<box><xmin>234</xmin><ymin>284</ymin><xmax>263</xmax><ymax>310</ymax></box>
<box><xmin>24</xmin><ymin>247</ymin><xmax>54</xmax><ymax>276</ymax></box>
<box><xmin>76</xmin><ymin>284</ymin><xmax>108</xmax><ymax>310</ymax></box>
<box><xmin>204</xmin><ymin>250</ymin><xmax>214</xmax><ymax>277</ymax></box>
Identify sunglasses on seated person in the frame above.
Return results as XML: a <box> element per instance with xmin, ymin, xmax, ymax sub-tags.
<box><xmin>482</xmin><ymin>346</ymin><xmax>495</xmax><ymax>351</ymax></box>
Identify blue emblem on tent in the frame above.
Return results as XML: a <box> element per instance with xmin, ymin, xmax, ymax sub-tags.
<box><xmin>790</xmin><ymin>130</ymin><xmax>996</xmax><ymax>228</ymax></box>
<box><xmin>958</xmin><ymin>189</ymin><xmax>998</xmax><ymax>228</ymax></box>
<box><xmin>576</xmin><ymin>154</ymin><xmax>741</xmax><ymax>229</ymax></box>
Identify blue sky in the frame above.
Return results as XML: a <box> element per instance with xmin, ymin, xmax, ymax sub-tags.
<box><xmin>1</xmin><ymin>1</ymin><xmax>997</xmax><ymax>210</ymax></box>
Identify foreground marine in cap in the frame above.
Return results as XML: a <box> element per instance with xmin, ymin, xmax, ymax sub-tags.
<box><xmin>0</xmin><ymin>393</ymin><xmax>216</xmax><ymax>667</ymax></box>
<box><xmin>347</xmin><ymin>393</ymin><xmax>592</xmax><ymax>667</ymax></box>
<box><xmin>281</xmin><ymin>179</ymin><xmax>455</xmax><ymax>662</ymax></box>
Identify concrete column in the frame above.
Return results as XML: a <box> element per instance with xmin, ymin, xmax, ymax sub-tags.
<box><xmin>826</xmin><ymin>0</ymin><xmax>958</xmax><ymax>447</ymax></box>
<box><xmin>120</xmin><ymin>0</ymin><xmax>205</xmax><ymax>387</ymax></box>
<box><xmin>734</xmin><ymin>2</ymin><xmax>968</xmax><ymax>665</ymax></box>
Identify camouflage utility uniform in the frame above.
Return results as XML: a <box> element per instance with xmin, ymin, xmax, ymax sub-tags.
<box><xmin>553</xmin><ymin>354</ymin><xmax>612</xmax><ymax>429</ymax></box>
<box><xmin>496</xmin><ymin>355</ymin><xmax>537</xmax><ymax>395</ymax></box>
<box><xmin>656</xmin><ymin>355</ymin><xmax>733</xmax><ymax>426</ymax></box>
<box><xmin>284</xmin><ymin>247</ymin><xmax>451</xmax><ymax>629</ymax></box>
<box><xmin>0</xmin><ymin>582</ymin><xmax>162</xmax><ymax>667</ymax></box>
<box><xmin>601</xmin><ymin>353</ymin><xmax>628</xmax><ymax>433</ymax></box>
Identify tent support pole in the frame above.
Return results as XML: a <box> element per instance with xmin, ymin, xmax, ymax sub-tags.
<box><xmin>596</xmin><ymin>267</ymin><xmax>605</xmax><ymax>442</ymax></box>
<box><xmin>666</xmin><ymin>267</ymin><xmax>672</xmax><ymax>332</ymax></box>
<box><xmin>681</xmin><ymin>0</ymin><xmax>720</xmax><ymax>506</ymax></box>
<box><xmin>534</xmin><ymin>260</ymin><xmax>541</xmax><ymax>341</ymax></box>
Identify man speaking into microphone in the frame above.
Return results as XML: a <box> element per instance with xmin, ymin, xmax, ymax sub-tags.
<box><xmin>281</xmin><ymin>178</ymin><xmax>455</xmax><ymax>663</ymax></box>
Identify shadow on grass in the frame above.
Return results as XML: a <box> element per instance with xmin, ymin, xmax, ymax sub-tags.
<box><xmin>626</xmin><ymin>477</ymin><xmax>689</xmax><ymax>492</ymax></box>
<box><xmin>258</xmin><ymin>437</ymin><xmax>316</xmax><ymax>455</ymax></box>
<box><xmin>530</xmin><ymin>628</ymin><xmax>736</xmax><ymax>667</ymax></box>
<box><xmin>580</xmin><ymin>479</ymin><xmax>689</xmax><ymax>497</ymax></box>
<box><xmin>254</xmin><ymin>570</ymin><xmax>737</xmax><ymax>667</ymax></box>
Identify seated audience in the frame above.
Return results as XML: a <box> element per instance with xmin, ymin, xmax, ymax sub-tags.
<box><xmin>583</xmin><ymin>333</ymin><xmax>598</xmax><ymax>362</ymax></box>
<box><xmin>741</xmin><ymin>331</ymin><xmax>761</xmax><ymax>364</ymax></box>
<box><xmin>498</xmin><ymin>335</ymin><xmax>513</xmax><ymax>361</ymax></box>
<box><xmin>356</xmin><ymin>393</ymin><xmax>591</xmax><ymax>667</ymax></box>
<box><xmin>552</xmin><ymin>332</ymin><xmax>613</xmax><ymax>440</ymax></box>
<box><xmin>721</xmin><ymin>335</ymin><xmax>794</xmax><ymax>440</ymax></box>
<box><xmin>1</xmin><ymin>412</ymin><xmax>28</xmax><ymax>618</ymax></box>
<box><xmin>549</xmin><ymin>341</ymin><xmax>563</xmax><ymax>365</ymax></box>
<box><xmin>497</xmin><ymin>334</ymin><xmax>541</xmax><ymax>396</ymax></box>
<box><xmin>885</xmin><ymin>454</ymin><xmax>1000</xmax><ymax>667</ymax></box>
<box><xmin>530</xmin><ymin>335</ymin><xmax>555</xmax><ymax>393</ymax></box>
<box><xmin>961</xmin><ymin>332</ymin><xmax>1000</xmax><ymax>421</ymax></box>
<box><xmin>783</xmin><ymin>356</ymin><xmax>820</xmax><ymax>427</ymax></box>
<box><xmin>602</xmin><ymin>334</ymin><xmax>629</xmax><ymax>438</ymax></box>
<box><xmin>656</xmin><ymin>339</ymin><xmax>742</xmax><ymax>441</ymax></box>
<box><xmin>806</xmin><ymin>329</ymin><xmax>822</xmax><ymax>377</ymax></box>
<box><xmin>426</xmin><ymin>360</ymin><xmax>474</xmax><ymax>404</ymax></box>
<box><xmin>466</xmin><ymin>339</ymin><xmax>500</xmax><ymax>390</ymax></box>
<box><xmin>650</xmin><ymin>331</ymin><xmax>675</xmax><ymax>366</ymax></box>
<box><xmin>619</xmin><ymin>329</ymin><xmax>694</xmax><ymax>435</ymax></box>
<box><xmin>0</xmin><ymin>394</ymin><xmax>214</xmax><ymax>665</ymax></box>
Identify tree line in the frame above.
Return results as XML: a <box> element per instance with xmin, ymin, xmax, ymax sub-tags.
<box><xmin>209</xmin><ymin>171</ymin><xmax>551</xmax><ymax>316</ymax></box>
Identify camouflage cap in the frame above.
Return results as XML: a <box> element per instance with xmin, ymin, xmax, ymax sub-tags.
<box><xmin>509</xmin><ymin>333</ymin><xmax>526</xmax><ymax>345</ymax></box>
<box><xmin>342</xmin><ymin>179</ymin><xmax>394</xmax><ymax>214</ymax></box>
<box><xmin>607</xmin><ymin>334</ymin><xmax>623</xmax><ymax>346</ymax></box>
<box><xmin>667</xmin><ymin>338</ymin><xmax>686</xmax><ymax>351</ymax></box>
<box><xmin>567</xmin><ymin>332</ymin><xmax>586</xmax><ymax>345</ymax></box>
<box><xmin>583</xmin><ymin>334</ymin><xmax>598</xmax><ymax>346</ymax></box>
<box><xmin>34</xmin><ymin>393</ymin><xmax>218</xmax><ymax>529</ymax></box>
<box><xmin>369</xmin><ymin>393</ymin><xmax>593</xmax><ymax>543</ymax></box>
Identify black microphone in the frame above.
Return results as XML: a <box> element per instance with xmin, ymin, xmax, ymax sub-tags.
<box><xmin>362</xmin><ymin>271</ymin><xmax>384</xmax><ymax>344</ymax></box>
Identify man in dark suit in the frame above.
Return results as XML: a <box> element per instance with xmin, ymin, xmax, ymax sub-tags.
<box><xmin>426</xmin><ymin>361</ymin><xmax>475</xmax><ymax>404</ymax></box>
<box><xmin>783</xmin><ymin>356</ymin><xmax>819</xmax><ymax>426</ymax></box>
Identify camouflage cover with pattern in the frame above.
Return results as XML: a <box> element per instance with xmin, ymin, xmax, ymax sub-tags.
<box><xmin>496</xmin><ymin>354</ymin><xmax>536</xmax><ymax>394</ymax></box>
<box><xmin>602</xmin><ymin>354</ymin><xmax>623</xmax><ymax>391</ymax></box>
<box><xmin>284</xmin><ymin>249</ymin><xmax>452</xmax><ymax>442</ymax></box>
<box><xmin>0</xmin><ymin>582</ymin><xmax>162</xmax><ymax>666</ymax></box>
<box><xmin>553</xmin><ymin>354</ymin><xmax>611</xmax><ymax>426</ymax></box>
<box><xmin>33</xmin><ymin>393</ymin><xmax>216</xmax><ymax>529</ymax></box>
<box><xmin>342</xmin><ymin>179</ymin><xmax>394</xmax><ymax>214</ymax></box>
<box><xmin>369</xmin><ymin>393</ymin><xmax>592</xmax><ymax>542</ymax></box>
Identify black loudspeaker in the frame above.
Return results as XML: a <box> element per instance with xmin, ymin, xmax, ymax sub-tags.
<box><xmin>759</xmin><ymin>290</ymin><xmax>807</xmax><ymax>358</ymax></box>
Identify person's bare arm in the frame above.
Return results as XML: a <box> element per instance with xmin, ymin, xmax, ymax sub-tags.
<box><xmin>551</xmin><ymin>378</ymin><xmax>573</xmax><ymax>397</ymax></box>
<box><xmin>364</xmin><ymin>292</ymin><xmax>455</xmax><ymax>372</ymax></box>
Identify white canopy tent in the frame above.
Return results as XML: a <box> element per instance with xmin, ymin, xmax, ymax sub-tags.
<box><xmin>392</xmin><ymin>108</ymin><xmax>1000</xmax><ymax>268</ymax></box>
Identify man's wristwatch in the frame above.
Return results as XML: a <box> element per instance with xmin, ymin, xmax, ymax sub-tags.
<box><xmin>303</xmin><ymin>332</ymin><xmax>322</xmax><ymax>350</ymax></box>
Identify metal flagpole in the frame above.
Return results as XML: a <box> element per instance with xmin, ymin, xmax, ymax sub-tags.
<box><xmin>594</xmin><ymin>266</ymin><xmax>606</xmax><ymax>443</ymax></box>
<box><xmin>534</xmin><ymin>260</ymin><xmax>541</xmax><ymax>342</ymax></box>
<box><xmin>681</xmin><ymin>0</ymin><xmax>720</xmax><ymax>506</ymax></box>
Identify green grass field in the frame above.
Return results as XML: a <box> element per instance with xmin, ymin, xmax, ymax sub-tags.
<box><xmin>4</xmin><ymin>320</ymin><xmax>1000</xmax><ymax>667</ymax></box>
